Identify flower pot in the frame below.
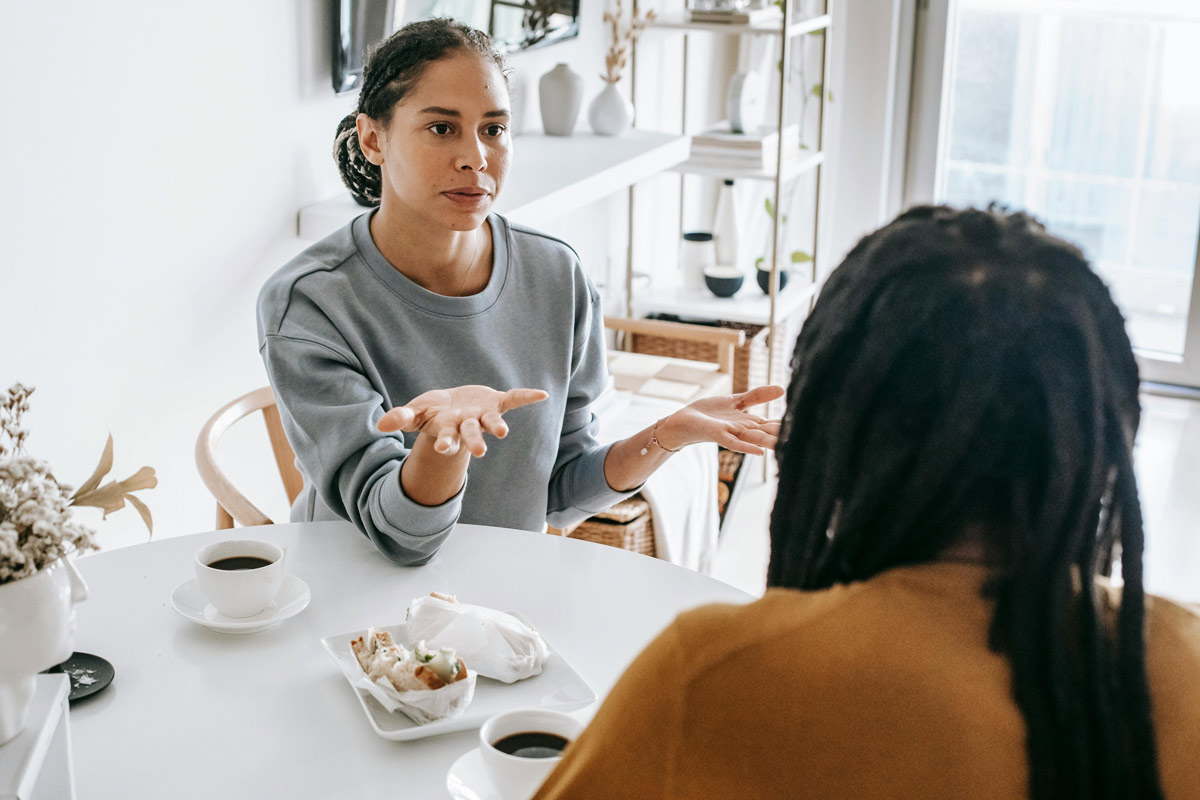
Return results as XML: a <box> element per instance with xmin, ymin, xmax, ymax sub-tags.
<box><xmin>756</xmin><ymin>267</ymin><xmax>790</xmax><ymax>295</ymax></box>
<box><xmin>588</xmin><ymin>82</ymin><xmax>633</xmax><ymax>136</ymax></box>
<box><xmin>539</xmin><ymin>63</ymin><xmax>585</xmax><ymax>136</ymax></box>
<box><xmin>0</xmin><ymin>558</ymin><xmax>88</xmax><ymax>744</ymax></box>
<box><xmin>704</xmin><ymin>266</ymin><xmax>745</xmax><ymax>298</ymax></box>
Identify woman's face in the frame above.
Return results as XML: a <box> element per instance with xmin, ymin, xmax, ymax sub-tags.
<box><xmin>360</xmin><ymin>52</ymin><xmax>511</xmax><ymax>232</ymax></box>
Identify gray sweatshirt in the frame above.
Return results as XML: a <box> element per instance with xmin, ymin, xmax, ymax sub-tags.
<box><xmin>257</xmin><ymin>211</ymin><xmax>633</xmax><ymax>565</ymax></box>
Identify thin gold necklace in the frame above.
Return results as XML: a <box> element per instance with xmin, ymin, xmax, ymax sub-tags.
<box><xmin>456</xmin><ymin>230</ymin><xmax>485</xmax><ymax>297</ymax></box>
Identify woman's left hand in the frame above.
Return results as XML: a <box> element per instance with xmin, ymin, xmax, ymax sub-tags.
<box><xmin>658</xmin><ymin>385</ymin><xmax>786</xmax><ymax>456</ymax></box>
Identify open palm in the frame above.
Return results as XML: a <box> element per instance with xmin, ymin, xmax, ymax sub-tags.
<box><xmin>667</xmin><ymin>385</ymin><xmax>785</xmax><ymax>456</ymax></box>
<box><xmin>377</xmin><ymin>385</ymin><xmax>548</xmax><ymax>457</ymax></box>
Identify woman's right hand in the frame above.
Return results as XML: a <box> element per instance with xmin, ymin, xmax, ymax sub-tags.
<box><xmin>377</xmin><ymin>385</ymin><xmax>549</xmax><ymax>457</ymax></box>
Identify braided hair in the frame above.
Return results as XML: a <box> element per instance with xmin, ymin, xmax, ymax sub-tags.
<box><xmin>769</xmin><ymin>205</ymin><xmax>1163</xmax><ymax>800</ymax></box>
<box><xmin>333</xmin><ymin>18</ymin><xmax>507</xmax><ymax>207</ymax></box>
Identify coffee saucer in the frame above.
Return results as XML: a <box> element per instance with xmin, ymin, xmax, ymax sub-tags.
<box><xmin>170</xmin><ymin>574</ymin><xmax>310</xmax><ymax>634</ymax></box>
<box><xmin>446</xmin><ymin>748</ymin><xmax>501</xmax><ymax>800</ymax></box>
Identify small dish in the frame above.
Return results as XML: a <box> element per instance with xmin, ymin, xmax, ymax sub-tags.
<box><xmin>447</xmin><ymin>748</ymin><xmax>501</xmax><ymax>800</ymax></box>
<box><xmin>321</xmin><ymin>613</ymin><xmax>595</xmax><ymax>741</ymax></box>
<box><xmin>43</xmin><ymin>651</ymin><xmax>115</xmax><ymax>703</ymax></box>
<box><xmin>171</xmin><ymin>573</ymin><xmax>310</xmax><ymax>634</ymax></box>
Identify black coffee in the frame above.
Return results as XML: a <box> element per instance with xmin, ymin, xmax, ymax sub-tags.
<box><xmin>207</xmin><ymin>556</ymin><xmax>273</xmax><ymax>571</ymax></box>
<box><xmin>492</xmin><ymin>732</ymin><xmax>570</xmax><ymax>759</ymax></box>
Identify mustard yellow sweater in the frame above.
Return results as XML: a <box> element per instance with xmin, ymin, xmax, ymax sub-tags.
<box><xmin>534</xmin><ymin>562</ymin><xmax>1200</xmax><ymax>799</ymax></box>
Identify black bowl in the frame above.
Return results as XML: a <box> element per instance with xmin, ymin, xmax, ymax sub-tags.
<box><xmin>704</xmin><ymin>268</ymin><xmax>744</xmax><ymax>298</ymax></box>
<box><xmin>756</xmin><ymin>268</ymin><xmax>790</xmax><ymax>294</ymax></box>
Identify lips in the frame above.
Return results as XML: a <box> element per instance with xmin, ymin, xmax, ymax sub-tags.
<box><xmin>442</xmin><ymin>187</ymin><xmax>492</xmax><ymax>208</ymax></box>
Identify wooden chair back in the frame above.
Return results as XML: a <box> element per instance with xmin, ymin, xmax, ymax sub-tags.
<box><xmin>195</xmin><ymin>386</ymin><xmax>304</xmax><ymax>529</ymax></box>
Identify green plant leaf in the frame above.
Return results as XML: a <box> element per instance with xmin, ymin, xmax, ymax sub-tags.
<box><xmin>764</xmin><ymin>197</ymin><xmax>775</xmax><ymax>219</ymax></box>
<box><xmin>810</xmin><ymin>83</ymin><xmax>823</xmax><ymax>98</ymax></box>
<box><xmin>828</xmin><ymin>89</ymin><xmax>835</xmax><ymax>102</ymax></box>
<box><xmin>755</xmin><ymin>256</ymin><xmax>765</xmax><ymax>270</ymax></box>
<box><xmin>791</xmin><ymin>250</ymin><xmax>814</xmax><ymax>263</ymax></box>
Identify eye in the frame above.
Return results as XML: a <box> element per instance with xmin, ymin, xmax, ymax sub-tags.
<box><xmin>485</xmin><ymin>124</ymin><xmax>507</xmax><ymax>138</ymax></box>
<box><xmin>429</xmin><ymin>122</ymin><xmax>453</xmax><ymax>136</ymax></box>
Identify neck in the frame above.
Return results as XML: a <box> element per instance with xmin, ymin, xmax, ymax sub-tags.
<box><xmin>370</xmin><ymin>204</ymin><xmax>490</xmax><ymax>296</ymax></box>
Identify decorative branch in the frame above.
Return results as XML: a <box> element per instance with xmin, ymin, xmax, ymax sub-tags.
<box><xmin>601</xmin><ymin>0</ymin><xmax>656</xmax><ymax>84</ymax></box>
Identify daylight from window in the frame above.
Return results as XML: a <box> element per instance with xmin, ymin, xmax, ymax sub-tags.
<box><xmin>937</xmin><ymin>0</ymin><xmax>1200</xmax><ymax>358</ymax></box>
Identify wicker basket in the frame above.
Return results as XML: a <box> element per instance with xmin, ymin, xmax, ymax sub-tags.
<box><xmin>566</xmin><ymin>495</ymin><xmax>656</xmax><ymax>557</ymax></box>
<box><xmin>631</xmin><ymin>320</ymin><xmax>789</xmax><ymax>415</ymax></box>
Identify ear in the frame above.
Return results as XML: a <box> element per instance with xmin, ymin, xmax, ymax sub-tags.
<box><xmin>356</xmin><ymin>113</ymin><xmax>385</xmax><ymax>166</ymax></box>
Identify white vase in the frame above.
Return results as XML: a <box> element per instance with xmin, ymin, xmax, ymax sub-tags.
<box><xmin>0</xmin><ymin>558</ymin><xmax>88</xmax><ymax>744</ymax></box>
<box><xmin>588</xmin><ymin>82</ymin><xmax>633</xmax><ymax>136</ymax></box>
<box><xmin>539</xmin><ymin>63</ymin><xmax>584</xmax><ymax>136</ymax></box>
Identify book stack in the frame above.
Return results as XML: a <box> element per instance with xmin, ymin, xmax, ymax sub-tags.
<box><xmin>688</xmin><ymin>121</ymin><xmax>801</xmax><ymax>171</ymax></box>
<box><xmin>688</xmin><ymin>5</ymin><xmax>783</xmax><ymax>25</ymax></box>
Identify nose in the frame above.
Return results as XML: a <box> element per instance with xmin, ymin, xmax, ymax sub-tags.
<box><xmin>454</xmin><ymin>131</ymin><xmax>488</xmax><ymax>172</ymax></box>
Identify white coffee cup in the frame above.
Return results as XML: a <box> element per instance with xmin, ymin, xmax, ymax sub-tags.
<box><xmin>479</xmin><ymin>708</ymin><xmax>584</xmax><ymax>800</ymax></box>
<box><xmin>194</xmin><ymin>539</ymin><xmax>285</xmax><ymax>618</ymax></box>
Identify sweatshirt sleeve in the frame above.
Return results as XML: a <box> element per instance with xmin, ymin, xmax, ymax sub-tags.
<box><xmin>544</xmin><ymin>279</ymin><xmax>639</xmax><ymax>529</ymax></box>
<box><xmin>260</xmin><ymin>332</ymin><xmax>462</xmax><ymax>566</ymax></box>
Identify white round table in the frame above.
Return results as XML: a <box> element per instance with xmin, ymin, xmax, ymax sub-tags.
<box><xmin>67</xmin><ymin>521</ymin><xmax>752</xmax><ymax>798</ymax></box>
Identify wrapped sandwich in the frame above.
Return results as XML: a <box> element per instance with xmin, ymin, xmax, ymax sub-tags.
<box><xmin>406</xmin><ymin>593</ymin><xmax>549</xmax><ymax>684</ymax></box>
<box><xmin>349</xmin><ymin>627</ymin><xmax>476</xmax><ymax>724</ymax></box>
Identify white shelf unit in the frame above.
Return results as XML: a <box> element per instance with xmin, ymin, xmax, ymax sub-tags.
<box><xmin>671</xmin><ymin>149</ymin><xmax>824</xmax><ymax>183</ymax></box>
<box><xmin>626</xmin><ymin>2</ymin><xmax>834</xmax><ymax>356</ymax></box>
<box><xmin>647</xmin><ymin>10</ymin><xmax>831</xmax><ymax>39</ymax></box>
<box><xmin>296</xmin><ymin>130</ymin><xmax>691</xmax><ymax>240</ymax></box>
<box><xmin>631</xmin><ymin>279</ymin><xmax>819</xmax><ymax>327</ymax></box>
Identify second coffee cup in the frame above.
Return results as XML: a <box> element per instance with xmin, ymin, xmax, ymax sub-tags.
<box><xmin>194</xmin><ymin>539</ymin><xmax>285</xmax><ymax>618</ymax></box>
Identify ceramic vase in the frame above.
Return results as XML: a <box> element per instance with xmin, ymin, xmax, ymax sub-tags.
<box><xmin>0</xmin><ymin>558</ymin><xmax>88</xmax><ymax>744</ymax></box>
<box><xmin>588</xmin><ymin>82</ymin><xmax>633</xmax><ymax>136</ymax></box>
<box><xmin>539</xmin><ymin>63</ymin><xmax>584</xmax><ymax>136</ymax></box>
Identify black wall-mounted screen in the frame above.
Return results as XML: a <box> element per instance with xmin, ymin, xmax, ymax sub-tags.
<box><xmin>332</xmin><ymin>0</ymin><xmax>581</xmax><ymax>95</ymax></box>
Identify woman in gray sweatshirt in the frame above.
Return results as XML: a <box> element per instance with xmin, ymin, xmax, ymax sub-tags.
<box><xmin>257</xmin><ymin>18</ymin><xmax>781</xmax><ymax>565</ymax></box>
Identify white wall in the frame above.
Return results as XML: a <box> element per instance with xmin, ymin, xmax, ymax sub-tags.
<box><xmin>0</xmin><ymin>0</ymin><xmax>726</xmax><ymax>552</ymax></box>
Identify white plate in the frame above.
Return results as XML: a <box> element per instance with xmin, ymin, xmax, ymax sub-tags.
<box><xmin>171</xmin><ymin>574</ymin><xmax>311</xmax><ymax>634</ymax></box>
<box><xmin>321</xmin><ymin>613</ymin><xmax>595</xmax><ymax>741</ymax></box>
<box><xmin>446</xmin><ymin>748</ymin><xmax>500</xmax><ymax>800</ymax></box>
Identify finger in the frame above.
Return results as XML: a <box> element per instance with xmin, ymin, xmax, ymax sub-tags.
<box><xmin>434</xmin><ymin>424</ymin><xmax>461</xmax><ymax>456</ymax></box>
<box><xmin>735</xmin><ymin>411</ymin><xmax>769</xmax><ymax>425</ymax></box>
<box><xmin>734</xmin><ymin>384</ymin><xmax>786</xmax><ymax>410</ymax></box>
<box><xmin>733</xmin><ymin>427</ymin><xmax>778</xmax><ymax>449</ymax></box>
<box><xmin>499</xmin><ymin>388</ymin><xmax>550</xmax><ymax>412</ymax></box>
<box><xmin>758</xmin><ymin>420</ymin><xmax>782</xmax><ymax>436</ymax></box>
<box><xmin>459</xmin><ymin>418</ymin><xmax>487</xmax><ymax>457</ymax></box>
<box><xmin>377</xmin><ymin>406</ymin><xmax>417</xmax><ymax>432</ymax></box>
<box><xmin>481</xmin><ymin>411</ymin><xmax>509</xmax><ymax>439</ymax></box>
<box><xmin>719</xmin><ymin>432</ymin><xmax>765</xmax><ymax>456</ymax></box>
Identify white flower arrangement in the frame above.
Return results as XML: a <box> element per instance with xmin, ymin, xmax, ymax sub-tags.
<box><xmin>601</xmin><ymin>0</ymin><xmax>656</xmax><ymax>84</ymax></box>
<box><xmin>0</xmin><ymin>383</ymin><xmax>155</xmax><ymax>584</ymax></box>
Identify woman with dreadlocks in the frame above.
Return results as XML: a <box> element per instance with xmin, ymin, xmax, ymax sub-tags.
<box><xmin>533</xmin><ymin>206</ymin><xmax>1200</xmax><ymax>800</ymax></box>
<box><xmin>257</xmin><ymin>18</ymin><xmax>782</xmax><ymax>565</ymax></box>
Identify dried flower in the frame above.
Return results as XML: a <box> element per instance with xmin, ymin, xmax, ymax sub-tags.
<box><xmin>0</xmin><ymin>383</ymin><xmax>156</xmax><ymax>585</ymax></box>
<box><xmin>601</xmin><ymin>0</ymin><xmax>656</xmax><ymax>84</ymax></box>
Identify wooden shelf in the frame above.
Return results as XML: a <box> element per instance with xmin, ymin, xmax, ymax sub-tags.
<box><xmin>630</xmin><ymin>279</ymin><xmax>818</xmax><ymax>326</ymax></box>
<box><xmin>672</xmin><ymin>149</ymin><xmax>824</xmax><ymax>182</ymax></box>
<box><xmin>646</xmin><ymin>11</ymin><xmax>830</xmax><ymax>39</ymax></box>
<box><xmin>297</xmin><ymin>130</ymin><xmax>691</xmax><ymax>240</ymax></box>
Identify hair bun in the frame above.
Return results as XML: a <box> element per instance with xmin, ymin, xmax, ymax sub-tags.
<box><xmin>333</xmin><ymin>112</ymin><xmax>382</xmax><ymax>208</ymax></box>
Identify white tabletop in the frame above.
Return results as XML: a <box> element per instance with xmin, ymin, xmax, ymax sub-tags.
<box><xmin>67</xmin><ymin>521</ymin><xmax>751</xmax><ymax>799</ymax></box>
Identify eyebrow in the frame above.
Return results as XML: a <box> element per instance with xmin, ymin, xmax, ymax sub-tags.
<box><xmin>417</xmin><ymin>106</ymin><xmax>511</xmax><ymax>119</ymax></box>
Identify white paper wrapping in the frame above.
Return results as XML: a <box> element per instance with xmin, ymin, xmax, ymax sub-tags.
<box><xmin>406</xmin><ymin>596</ymin><xmax>549</xmax><ymax>683</ymax></box>
<box><xmin>352</xmin><ymin>669</ymin><xmax>477</xmax><ymax>725</ymax></box>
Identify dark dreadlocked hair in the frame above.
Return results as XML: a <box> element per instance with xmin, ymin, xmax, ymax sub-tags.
<box><xmin>768</xmin><ymin>205</ymin><xmax>1163</xmax><ymax>800</ymax></box>
<box><xmin>333</xmin><ymin>18</ymin><xmax>508</xmax><ymax>207</ymax></box>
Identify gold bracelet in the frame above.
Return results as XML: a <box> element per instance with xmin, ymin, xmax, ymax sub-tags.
<box><xmin>640</xmin><ymin>418</ymin><xmax>682</xmax><ymax>456</ymax></box>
